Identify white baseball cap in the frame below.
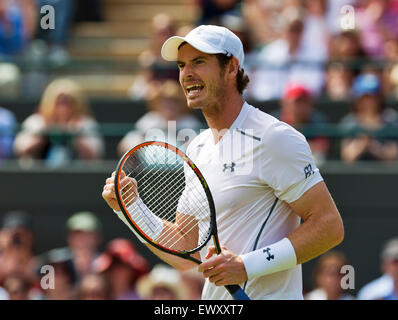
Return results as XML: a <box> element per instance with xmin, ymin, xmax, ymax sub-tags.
<box><xmin>161</xmin><ymin>25</ymin><xmax>244</xmax><ymax>69</ymax></box>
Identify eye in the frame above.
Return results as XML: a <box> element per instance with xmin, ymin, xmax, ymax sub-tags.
<box><xmin>177</xmin><ymin>63</ymin><xmax>184</xmax><ymax>70</ymax></box>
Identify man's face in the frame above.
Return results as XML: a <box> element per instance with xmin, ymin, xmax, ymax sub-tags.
<box><xmin>177</xmin><ymin>44</ymin><xmax>227</xmax><ymax>110</ymax></box>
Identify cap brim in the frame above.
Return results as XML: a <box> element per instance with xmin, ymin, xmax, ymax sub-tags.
<box><xmin>161</xmin><ymin>36</ymin><xmax>225</xmax><ymax>62</ymax></box>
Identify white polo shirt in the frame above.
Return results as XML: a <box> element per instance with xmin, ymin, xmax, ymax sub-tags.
<box><xmin>183</xmin><ymin>101</ymin><xmax>323</xmax><ymax>300</ymax></box>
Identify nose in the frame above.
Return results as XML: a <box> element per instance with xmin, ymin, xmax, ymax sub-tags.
<box><xmin>179</xmin><ymin>64</ymin><xmax>194</xmax><ymax>83</ymax></box>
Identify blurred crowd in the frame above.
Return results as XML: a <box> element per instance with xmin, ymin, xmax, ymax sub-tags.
<box><xmin>0</xmin><ymin>0</ymin><xmax>398</xmax><ymax>165</ymax></box>
<box><xmin>0</xmin><ymin>210</ymin><xmax>205</xmax><ymax>300</ymax></box>
<box><xmin>0</xmin><ymin>209</ymin><xmax>397</xmax><ymax>300</ymax></box>
<box><xmin>0</xmin><ymin>0</ymin><xmax>398</xmax><ymax>301</ymax></box>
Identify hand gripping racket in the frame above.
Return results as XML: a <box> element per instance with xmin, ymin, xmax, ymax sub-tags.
<box><xmin>114</xmin><ymin>141</ymin><xmax>250</xmax><ymax>300</ymax></box>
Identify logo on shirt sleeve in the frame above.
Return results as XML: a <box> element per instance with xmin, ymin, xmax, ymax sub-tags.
<box><xmin>304</xmin><ymin>164</ymin><xmax>315</xmax><ymax>179</ymax></box>
<box><xmin>222</xmin><ymin>162</ymin><xmax>236</xmax><ymax>173</ymax></box>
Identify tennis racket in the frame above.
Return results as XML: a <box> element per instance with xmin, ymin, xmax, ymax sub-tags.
<box><xmin>114</xmin><ymin>141</ymin><xmax>250</xmax><ymax>300</ymax></box>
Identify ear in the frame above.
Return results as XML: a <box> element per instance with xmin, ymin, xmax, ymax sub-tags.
<box><xmin>226</xmin><ymin>57</ymin><xmax>239</xmax><ymax>80</ymax></box>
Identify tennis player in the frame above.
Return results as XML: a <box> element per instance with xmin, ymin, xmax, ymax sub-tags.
<box><xmin>103</xmin><ymin>25</ymin><xmax>344</xmax><ymax>300</ymax></box>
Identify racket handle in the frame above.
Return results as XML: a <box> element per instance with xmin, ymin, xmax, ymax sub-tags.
<box><xmin>225</xmin><ymin>285</ymin><xmax>250</xmax><ymax>300</ymax></box>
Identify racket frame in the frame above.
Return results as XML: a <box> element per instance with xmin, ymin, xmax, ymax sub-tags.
<box><xmin>114</xmin><ymin>141</ymin><xmax>250</xmax><ymax>300</ymax></box>
<box><xmin>114</xmin><ymin>141</ymin><xmax>220</xmax><ymax>263</ymax></box>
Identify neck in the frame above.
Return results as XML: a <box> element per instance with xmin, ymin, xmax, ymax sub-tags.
<box><xmin>202</xmin><ymin>92</ymin><xmax>245</xmax><ymax>143</ymax></box>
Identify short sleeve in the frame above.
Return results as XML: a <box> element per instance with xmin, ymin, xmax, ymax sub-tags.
<box><xmin>260</xmin><ymin>122</ymin><xmax>323</xmax><ymax>203</ymax></box>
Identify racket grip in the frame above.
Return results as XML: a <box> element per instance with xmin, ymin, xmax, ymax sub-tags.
<box><xmin>225</xmin><ymin>285</ymin><xmax>250</xmax><ymax>300</ymax></box>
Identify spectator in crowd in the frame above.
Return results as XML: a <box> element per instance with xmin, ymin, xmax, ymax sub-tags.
<box><xmin>380</xmin><ymin>238</ymin><xmax>398</xmax><ymax>300</ymax></box>
<box><xmin>355</xmin><ymin>0</ymin><xmax>398</xmax><ymax>58</ymax></box>
<box><xmin>0</xmin><ymin>106</ymin><xmax>16</xmax><ymax>161</ymax></box>
<box><xmin>120</xmin><ymin>80</ymin><xmax>203</xmax><ymax>155</ymax></box>
<box><xmin>272</xmin><ymin>83</ymin><xmax>330</xmax><ymax>165</ymax></box>
<box><xmin>0</xmin><ymin>211</ymin><xmax>42</xmax><ymax>299</ymax></box>
<box><xmin>382</xmin><ymin>39</ymin><xmax>398</xmax><ymax>97</ymax></box>
<box><xmin>14</xmin><ymin>78</ymin><xmax>104</xmax><ymax>168</ymax></box>
<box><xmin>79</xmin><ymin>273</ymin><xmax>111</xmax><ymax>300</ymax></box>
<box><xmin>301</xmin><ymin>0</ymin><xmax>330</xmax><ymax>65</ymax></box>
<box><xmin>129</xmin><ymin>13</ymin><xmax>179</xmax><ymax>101</ymax></box>
<box><xmin>92</xmin><ymin>238</ymin><xmax>149</xmax><ymax>300</ymax></box>
<box><xmin>339</xmin><ymin>73</ymin><xmax>398</xmax><ymax>162</ymax></box>
<box><xmin>357</xmin><ymin>238</ymin><xmax>397</xmax><ymax>300</ymax></box>
<box><xmin>37</xmin><ymin>247</ymin><xmax>78</xmax><ymax>299</ymax></box>
<box><xmin>246</xmin><ymin>7</ymin><xmax>325</xmax><ymax>101</ymax></box>
<box><xmin>137</xmin><ymin>264</ymin><xmax>187</xmax><ymax>300</ymax></box>
<box><xmin>65</xmin><ymin>211</ymin><xmax>103</xmax><ymax>282</ymax></box>
<box><xmin>323</xmin><ymin>62</ymin><xmax>354</xmax><ymax>100</ymax></box>
<box><xmin>196</xmin><ymin>0</ymin><xmax>242</xmax><ymax>25</ymax></box>
<box><xmin>328</xmin><ymin>30</ymin><xmax>367</xmax><ymax>77</ymax></box>
<box><xmin>305</xmin><ymin>251</ymin><xmax>355</xmax><ymax>300</ymax></box>
<box><xmin>0</xmin><ymin>0</ymin><xmax>27</xmax><ymax>55</ymax></box>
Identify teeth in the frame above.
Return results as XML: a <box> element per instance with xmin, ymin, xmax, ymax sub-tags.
<box><xmin>186</xmin><ymin>84</ymin><xmax>203</xmax><ymax>91</ymax></box>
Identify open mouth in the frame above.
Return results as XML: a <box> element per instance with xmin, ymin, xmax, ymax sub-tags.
<box><xmin>185</xmin><ymin>84</ymin><xmax>204</xmax><ymax>98</ymax></box>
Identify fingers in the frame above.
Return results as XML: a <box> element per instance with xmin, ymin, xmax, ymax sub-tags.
<box><xmin>197</xmin><ymin>246</ymin><xmax>248</xmax><ymax>286</ymax></box>
<box><xmin>102</xmin><ymin>171</ymin><xmax>139</xmax><ymax>211</ymax></box>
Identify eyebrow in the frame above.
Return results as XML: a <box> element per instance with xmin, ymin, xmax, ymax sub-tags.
<box><xmin>176</xmin><ymin>56</ymin><xmax>209</xmax><ymax>65</ymax></box>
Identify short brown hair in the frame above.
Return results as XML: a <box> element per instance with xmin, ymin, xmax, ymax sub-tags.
<box><xmin>215</xmin><ymin>53</ymin><xmax>250</xmax><ymax>94</ymax></box>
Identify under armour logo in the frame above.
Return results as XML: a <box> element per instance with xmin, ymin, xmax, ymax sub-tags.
<box><xmin>304</xmin><ymin>164</ymin><xmax>315</xmax><ymax>179</ymax></box>
<box><xmin>263</xmin><ymin>248</ymin><xmax>274</xmax><ymax>261</ymax></box>
<box><xmin>223</xmin><ymin>162</ymin><xmax>235</xmax><ymax>173</ymax></box>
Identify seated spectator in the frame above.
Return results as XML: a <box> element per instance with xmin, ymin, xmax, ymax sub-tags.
<box><xmin>272</xmin><ymin>83</ymin><xmax>330</xmax><ymax>165</ymax></box>
<box><xmin>0</xmin><ymin>0</ymin><xmax>26</xmax><ymax>55</ymax></box>
<box><xmin>37</xmin><ymin>248</ymin><xmax>78</xmax><ymax>300</ymax></box>
<box><xmin>0</xmin><ymin>211</ymin><xmax>41</xmax><ymax>299</ymax></box>
<box><xmin>14</xmin><ymin>78</ymin><xmax>104</xmax><ymax>168</ymax></box>
<box><xmin>136</xmin><ymin>264</ymin><xmax>187</xmax><ymax>300</ymax></box>
<box><xmin>65</xmin><ymin>211</ymin><xmax>103</xmax><ymax>282</ymax></box>
<box><xmin>305</xmin><ymin>251</ymin><xmax>355</xmax><ymax>300</ymax></box>
<box><xmin>92</xmin><ymin>238</ymin><xmax>149</xmax><ymax>300</ymax></box>
<box><xmin>246</xmin><ymin>7</ymin><xmax>326</xmax><ymax>101</ymax></box>
<box><xmin>129</xmin><ymin>14</ymin><xmax>179</xmax><ymax>101</ymax></box>
<box><xmin>197</xmin><ymin>0</ymin><xmax>242</xmax><ymax>25</ymax></box>
<box><xmin>355</xmin><ymin>0</ymin><xmax>398</xmax><ymax>58</ymax></box>
<box><xmin>323</xmin><ymin>62</ymin><xmax>354</xmax><ymax>100</ymax></box>
<box><xmin>120</xmin><ymin>80</ymin><xmax>203</xmax><ymax>155</ymax></box>
<box><xmin>79</xmin><ymin>273</ymin><xmax>111</xmax><ymax>300</ymax></box>
<box><xmin>339</xmin><ymin>73</ymin><xmax>398</xmax><ymax>162</ymax></box>
<box><xmin>357</xmin><ymin>238</ymin><xmax>397</xmax><ymax>300</ymax></box>
<box><xmin>380</xmin><ymin>238</ymin><xmax>398</xmax><ymax>300</ymax></box>
<box><xmin>0</xmin><ymin>106</ymin><xmax>16</xmax><ymax>161</ymax></box>
<box><xmin>328</xmin><ymin>30</ymin><xmax>367</xmax><ymax>79</ymax></box>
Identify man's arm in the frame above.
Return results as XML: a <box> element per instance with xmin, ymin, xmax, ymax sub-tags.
<box><xmin>198</xmin><ymin>181</ymin><xmax>344</xmax><ymax>285</ymax></box>
<box><xmin>102</xmin><ymin>171</ymin><xmax>199</xmax><ymax>271</ymax></box>
<box><xmin>286</xmin><ymin>181</ymin><xmax>344</xmax><ymax>264</ymax></box>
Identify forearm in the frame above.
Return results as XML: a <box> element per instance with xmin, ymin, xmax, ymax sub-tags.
<box><xmin>113</xmin><ymin>208</ymin><xmax>199</xmax><ymax>271</ymax></box>
<box><xmin>146</xmin><ymin>244</ymin><xmax>199</xmax><ymax>271</ymax></box>
<box><xmin>288</xmin><ymin>208</ymin><xmax>344</xmax><ymax>265</ymax></box>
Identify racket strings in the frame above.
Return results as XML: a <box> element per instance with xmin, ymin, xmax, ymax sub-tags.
<box><xmin>138</xmin><ymin>146</ymin><xmax>211</xmax><ymax>249</ymax></box>
<box><xmin>119</xmin><ymin>145</ymin><xmax>211</xmax><ymax>252</ymax></box>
